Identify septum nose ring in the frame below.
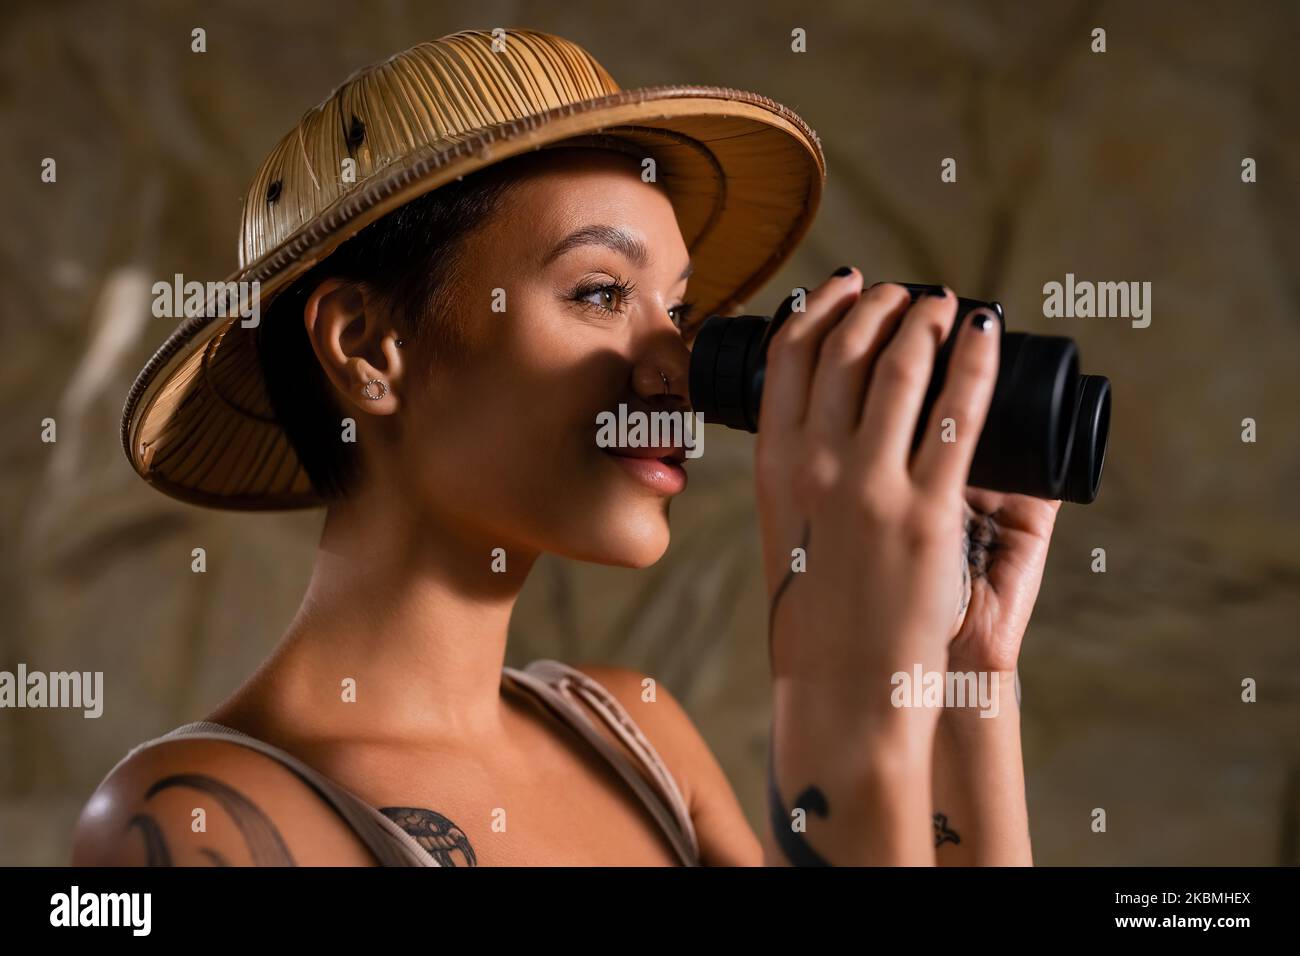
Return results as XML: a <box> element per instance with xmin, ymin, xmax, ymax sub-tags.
<box><xmin>659</xmin><ymin>369</ymin><xmax>670</xmax><ymax>396</ymax></box>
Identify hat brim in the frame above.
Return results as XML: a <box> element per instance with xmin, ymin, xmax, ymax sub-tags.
<box><xmin>122</xmin><ymin>85</ymin><xmax>825</xmax><ymax>510</ymax></box>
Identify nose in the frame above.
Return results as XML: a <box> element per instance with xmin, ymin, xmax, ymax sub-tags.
<box><xmin>632</xmin><ymin>341</ymin><xmax>690</xmax><ymax>409</ymax></box>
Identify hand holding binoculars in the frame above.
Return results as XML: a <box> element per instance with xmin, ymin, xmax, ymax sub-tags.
<box><xmin>688</xmin><ymin>282</ymin><xmax>1111</xmax><ymax>504</ymax></box>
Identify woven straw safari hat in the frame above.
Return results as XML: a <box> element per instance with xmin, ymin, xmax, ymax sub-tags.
<box><xmin>121</xmin><ymin>27</ymin><xmax>825</xmax><ymax>510</ymax></box>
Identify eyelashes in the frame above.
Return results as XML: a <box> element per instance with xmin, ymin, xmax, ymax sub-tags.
<box><xmin>568</xmin><ymin>274</ymin><xmax>693</xmax><ymax>330</ymax></box>
<box><xmin>669</xmin><ymin>301</ymin><xmax>695</xmax><ymax>329</ymax></box>
<box><xmin>571</xmin><ymin>275</ymin><xmax>637</xmax><ymax>314</ymax></box>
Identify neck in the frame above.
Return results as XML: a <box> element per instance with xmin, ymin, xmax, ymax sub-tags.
<box><xmin>250</xmin><ymin>480</ymin><xmax>539</xmax><ymax>745</ymax></box>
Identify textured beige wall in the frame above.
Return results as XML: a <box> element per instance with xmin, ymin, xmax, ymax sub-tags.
<box><xmin>2</xmin><ymin>0</ymin><xmax>1298</xmax><ymax>866</ymax></box>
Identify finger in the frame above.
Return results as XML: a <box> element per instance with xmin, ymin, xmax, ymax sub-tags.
<box><xmin>856</xmin><ymin>287</ymin><xmax>959</xmax><ymax>472</ymax></box>
<box><xmin>804</xmin><ymin>282</ymin><xmax>914</xmax><ymax>436</ymax></box>
<box><xmin>758</xmin><ymin>268</ymin><xmax>865</xmax><ymax>436</ymax></box>
<box><xmin>912</xmin><ymin>308</ymin><xmax>1001</xmax><ymax>495</ymax></box>
<box><xmin>963</xmin><ymin>487</ymin><xmax>1004</xmax><ymax>515</ymax></box>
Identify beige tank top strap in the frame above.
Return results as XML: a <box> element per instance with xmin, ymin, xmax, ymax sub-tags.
<box><xmin>107</xmin><ymin>663</ymin><xmax>702</xmax><ymax>867</ymax></box>
<box><xmin>118</xmin><ymin>722</ymin><xmax>437</xmax><ymax>867</ymax></box>
<box><xmin>506</xmin><ymin>659</ymin><xmax>701</xmax><ymax>866</ymax></box>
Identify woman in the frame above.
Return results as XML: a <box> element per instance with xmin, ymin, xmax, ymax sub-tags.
<box><xmin>73</xmin><ymin>28</ymin><xmax>1058</xmax><ymax>866</ymax></box>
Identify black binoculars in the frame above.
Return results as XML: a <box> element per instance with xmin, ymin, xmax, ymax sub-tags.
<box><xmin>688</xmin><ymin>281</ymin><xmax>1111</xmax><ymax>504</ymax></box>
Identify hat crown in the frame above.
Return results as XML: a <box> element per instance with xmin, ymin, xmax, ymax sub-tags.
<box><xmin>239</xmin><ymin>29</ymin><xmax>621</xmax><ymax>268</ymax></box>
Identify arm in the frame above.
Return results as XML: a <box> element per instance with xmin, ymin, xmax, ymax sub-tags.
<box><xmin>622</xmin><ymin>662</ymin><xmax>1027</xmax><ymax>868</ymax></box>
<box><xmin>930</xmin><ymin>492</ymin><xmax>1060</xmax><ymax>865</ymax></box>
<box><xmin>587</xmin><ymin>663</ymin><xmax>946</xmax><ymax>866</ymax></box>
<box><xmin>763</xmin><ymin>693</ymin><xmax>940</xmax><ymax>866</ymax></box>
<box><xmin>932</xmin><ymin>670</ymin><xmax>1032</xmax><ymax>865</ymax></box>
<box><xmin>72</xmin><ymin>738</ymin><xmax>379</xmax><ymax>866</ymax></box>
<box><xmin>748</xmin><ymin>278</ymin><xmax>1005</xmax><ymax>866</ymax></box>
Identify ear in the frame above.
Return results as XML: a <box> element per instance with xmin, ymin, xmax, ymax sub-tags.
<box><xmin>302</xmin><ymin>278</ymin><xmax>405</xmax><ymax>416</ymax></box>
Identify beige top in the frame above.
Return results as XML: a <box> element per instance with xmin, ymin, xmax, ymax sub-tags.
<box><xmin>105</xmin><ymin>658</ymin><xmax>701</xmax><ymax>866</ymax></box>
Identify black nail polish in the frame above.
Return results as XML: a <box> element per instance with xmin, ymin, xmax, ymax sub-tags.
<box><xmin>971</xmin><ymin>311</ymin><xmax>994</xmax><ymax>331</ymax></box>
<box><xmin>922</xmin><ymin>286</ymin><xmax>949</xmax><ymax>298</ymax></box>
<box><xmin>831</xmin><ymin>266</ymin><xmax>853</xmax><ymax>278</ymax></box>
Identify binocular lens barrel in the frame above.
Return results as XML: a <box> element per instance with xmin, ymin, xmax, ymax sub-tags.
<box><xmin>687</xmin><ymin>283</ymin><xmax>1111</xmax><ymax>504</ymax></box>
<box><xmin>1063</xmin><ymin>375</ymin><xmax>1111</xmax><ymax>505</ymax></box>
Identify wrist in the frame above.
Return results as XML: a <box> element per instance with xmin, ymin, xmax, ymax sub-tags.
<box><xmin>775</xmin><ymin>679</ymin><xmax>941</xmax><ymax>769</ymax></box>
<box><xmin>770</xmin><ymin>702</ymin><xmax>936</xmax><ymax>863</ymax></box>
<box><xmin>936</xmin><ymin>667</ymin><xmax>1020</xmax><ymax>731</ymax></box>
<box><xmin>776</xmin><ymin>658</ymin><xmax>947</xmax><ymax>735</ymax></box>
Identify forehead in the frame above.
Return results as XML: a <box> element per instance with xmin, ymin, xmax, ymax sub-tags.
<box><xmin>488</xmin><ymin>149</ymin><xmax>687</xmax><ymax>261</ymax></box>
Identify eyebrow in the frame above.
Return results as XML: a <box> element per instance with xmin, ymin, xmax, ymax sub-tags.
<box><xmin>542</xmin><ymin>223</ymin><xmax>693</xmax><ymax>281</ymax></box>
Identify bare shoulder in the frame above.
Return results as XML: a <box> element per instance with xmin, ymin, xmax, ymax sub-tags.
<box><xmin>71</xmin><ymin>736</ymin><xmax>379</xmax><ymax>867</ymax></box>
<box><xmin>568</xmin><ymin>664</ymin><xmax>678</xmax><ymax>727</ymax></box>
<box><xmin>567</xmin><ymin>662</ymin><xmax>764</xmax><ymax>866</ymax></box>
<box><xmin>567</xmin><ymin>663</ymin><xmax>693</xmax><ymax>787</ymax></box>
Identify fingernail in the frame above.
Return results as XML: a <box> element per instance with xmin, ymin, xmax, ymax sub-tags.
<box><xmin>970</xmin><ymin>309</ymin><xmax>995</xmax><ymax>332</ymax></box>
<box><xmin>831</xmin><ymin>266</ymin><xmax>853</xmax><ymax>278</ymax></box>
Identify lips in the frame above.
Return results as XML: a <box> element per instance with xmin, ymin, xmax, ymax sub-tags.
<box><xmin>602</xmin><ymin>446</ymin><xmax>688</xmax><ymax>494</ymax></box>
<box><xmin>604</xmin><ymin>445</ymin><xmax>686</xmax><ymax>465</ymax></box>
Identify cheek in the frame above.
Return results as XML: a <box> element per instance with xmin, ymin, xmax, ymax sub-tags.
<box><xmin>400</xmin><ymin>319</ymin><xmax>599</xmax><ymax>517</ymax></box>
<box><xmin>470</xmin><ymin>302</ymin><xmax>622</xmax><ymax>459</ymax></box>
<box><xmin>396</xmin><ymin>299</ymin><xmax>673</xmax><ymax>562</ymax></box>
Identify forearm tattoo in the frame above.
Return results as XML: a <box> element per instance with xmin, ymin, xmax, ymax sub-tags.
<box><xmin>933</xmin><ymin>812</ymin><xmax>961</xmax><ymax>848</ymax></box>
<box><xmin>767</xmin><ymin>520</ymin><xmax>811</xmax><ymax>672</ymax></box>
<box><xmin>766</xmin><ymin>521</ymin><xmax>831</xmax><ymax>865</ymax></box>
<box><xmin>767</xmin><ymin>732</ymin><xmax>831</xmax><ymax>866</ymax></box>
<box><xmin>379</xmin><ymin>807</ymin><xmax>477</xmax><ymax>866</ymax></box>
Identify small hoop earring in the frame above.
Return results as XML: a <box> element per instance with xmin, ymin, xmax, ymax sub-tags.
<box><xmin>362</xmin><ymin>379</ymin><xmax>388</xmax><ymax>401</ymax></box>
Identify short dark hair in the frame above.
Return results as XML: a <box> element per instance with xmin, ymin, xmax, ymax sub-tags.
<box><xmin>256</xmin><ymin>163</ymin><xmax>524</xmax><ymax>500</ymax></box>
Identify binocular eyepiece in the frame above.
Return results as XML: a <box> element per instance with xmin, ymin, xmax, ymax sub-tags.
<box><xmin>688</xmin><ymin>282</ymin><xmax>1111</xmax><ymax>504</ymax></box>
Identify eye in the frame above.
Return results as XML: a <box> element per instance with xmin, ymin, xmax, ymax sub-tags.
<box><xmin>572</xmin><ymin>277</ymin><xmax>636</xmax><ymax>315</ymax></box>
<box><xmin>668</xmin><ymin>301</ymin><xmax>695</xmax><ymax>329</ymax></box>
<box><xmin>585</xmin><ymin>287</ymin><xmax>621</xmax><ymax>311</ymax></box>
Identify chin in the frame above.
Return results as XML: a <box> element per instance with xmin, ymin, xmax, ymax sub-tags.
<box><xmin>566</xmin><ymin>509</ymin><xmax>672</xmax><ymax>568</ymax></box>
<box><xmin>613</xmin><ymin>537</ymin><xmax>670</xmax><ymax>569</ymax></box>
